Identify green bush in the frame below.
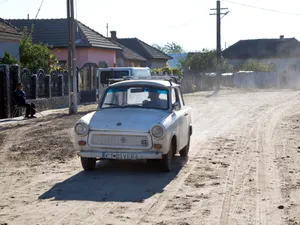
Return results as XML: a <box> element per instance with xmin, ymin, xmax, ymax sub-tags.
<box><xmin>151</xmin><ymin>67</ymin><xmax>183</xmax><ymax>77</ymax></box>
<box><xmin>19</xmin><ymin>26</ymin><xmax>59</xmax><ymax>73</ymax></box>
<box><xmin>161</xmin><ymin>67</ymin><xmax>172</xmax><ymax>75</ymax></box>
<box><xmin>151</xmin><ymin>68</ymin><xmax>160</xmax><ymax>75</ymax></box>
<box><xmin>0</xmin><ymin>51</ymin><xmax>18</xmax><ymax>65</ymax></box>
<box><xmin>171</xmin><ymin>68</ymin><xmax>182</xmax><ymax>75</ymax></box>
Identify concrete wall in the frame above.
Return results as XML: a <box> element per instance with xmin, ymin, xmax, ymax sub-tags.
<box><xmin>27</xmin><ymin>96</ymin><xmax>71</xmax><ymax>112</ymax></box>
<box><xmin>87</xmin><ymin>48</ymin><xmax>116</xmax><ymax>67</ymax></box>
<box><xmin>227</xmin><ymin>57</ymin><xmax>300</xmax><ymax>73</ymax></box>
<box><xmin>0</xmin><ymin>41</ymin><xmax>20</xmax><ymax>61</ymax></box>
<box><xmin>27</xmin><ymin>94</ymin><xmax>87</xmax><ymax>113</ymax></box>
<box><xmin>52</xmin><ymin>47</ymin><xmax>117</xmax><ymax>68</ymax></box>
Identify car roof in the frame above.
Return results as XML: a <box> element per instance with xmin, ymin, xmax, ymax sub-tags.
<box><xmin>109</xmin><ymin>79</ymin><xmax>179</xmax><ymax>88</ymax></box>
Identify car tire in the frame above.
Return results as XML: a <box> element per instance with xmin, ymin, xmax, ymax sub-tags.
<box><xmin>160</xmin><ymin>143</ymin><xmax>173</xmax><ymax>172</ymax></box>
<box><xmin>180</xmin><ymin>135</ymin><xmax>190</xmax><ymax>157</ymax></box>
<box><xmin>81</xmin><ymin>157</ymin><xmax>96</xmax><ymax>171</ymax></box>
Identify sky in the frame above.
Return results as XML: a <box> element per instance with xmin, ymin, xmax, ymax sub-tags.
<box><xmin>1</xmin><ymin>0</ymin><xmax>300</xmax><ymax>52</ymax></box>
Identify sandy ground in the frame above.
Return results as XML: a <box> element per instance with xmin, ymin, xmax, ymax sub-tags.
<box><xmin>1</xmin><ymin>89</ymin><xmax>300</xmax><ymax>225</ymax></box>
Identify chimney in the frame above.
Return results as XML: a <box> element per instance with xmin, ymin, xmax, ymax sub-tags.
<box><xmin>110</xmin><ymin>31</ymin><xmax>117</xmax><ymax>40</ymax></box>
<box><xmin>280</xmin><ymin>35</ymin><xmax>284</xmax><ymax>40</ymax></box>
<box><xmin>27</xmin><ymin>14</ymin><xmax>29</xmax><ymax>19</ymax></box>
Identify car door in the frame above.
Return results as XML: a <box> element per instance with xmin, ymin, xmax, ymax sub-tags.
<box><xmin>177</xmin><ymin>87</ymin><xmax>190</xmax><ymax>146</ymax></box>
<box><xmin>171</xmin><ymin>87</ymin><xmax>186</xmax><ymax>150</ymax></box>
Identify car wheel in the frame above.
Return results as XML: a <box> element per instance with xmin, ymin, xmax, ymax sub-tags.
<box><xmin>81</xmin><ymin>157</ymin><xmax>96</xmax><ymax>171</ymax></box>
<box><xmin>160</xmin><ymin>143</ymin><xmax>173</xmax><ymax>172</ymax></box>
<box><xmin>180</xmin><ymin>135</ymin><xmax>190</xmax><ymax>157</ymax></box>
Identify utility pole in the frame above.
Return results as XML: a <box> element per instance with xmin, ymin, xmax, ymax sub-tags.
<box><xmin>67</xmin><ymin>0</ymin><xmax>78</xmax><ymax>114</ymax></box>
<box><xmin>210</xmin><ymin>0</ymin><xmax>229</xmax><ymax>91</ymax></box>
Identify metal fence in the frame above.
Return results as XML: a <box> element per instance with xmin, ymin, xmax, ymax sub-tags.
<box><xmin>0</xmin><ymin>63</ymin><xmax>101</xmax><ymax>119</ymax></box>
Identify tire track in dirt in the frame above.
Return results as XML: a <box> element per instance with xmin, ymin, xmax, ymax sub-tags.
<box><xmin>219</xmin><ymin>111</ymin><xmax>258</xmax><ymax>225</ymax></box>
<box><xmin>218</xmin><ymin>94</ymin><xmax>298</xmax><ymax>225</ymax></box>
<box><xmin>133</xmin><ymin>111</ymin><xmax>242</xmax><ymax>225</ymax></box>
<box><xmin>254</xmin><ymin>98</ymin><xmax>297</xmax><ymax>225</ymax></box>
<box><xmin>272</xmin><ymin>100</ymin><xmax>300</xmax><ymax>224</ymax></box>
<box><xmin>218</xmin><ymin>101</ymin><xmax>271</xmax><ymax>224</ymax></box>
<box><xmin>134</xmin><ymin>92</ymin><xmax>294</xmax><ymax>225</ymax></box>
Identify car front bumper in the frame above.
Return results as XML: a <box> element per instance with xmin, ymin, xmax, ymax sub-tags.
<box><xmin>78</xmin><ymin>150</ymin><xmax>163</xmax><ymax>160</ymax></box>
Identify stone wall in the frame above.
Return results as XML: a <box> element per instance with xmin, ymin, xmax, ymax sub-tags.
<box><xmin>27</xmin><ymin>95</ymin><xmax>81</xmax><ymax>112</ymax></box>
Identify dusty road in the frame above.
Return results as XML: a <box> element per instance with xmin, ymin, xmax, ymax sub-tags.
<box><xmin>1</xmin><ymin>89</ymin><xmax>300</xmax><ymax>225</ymax></box>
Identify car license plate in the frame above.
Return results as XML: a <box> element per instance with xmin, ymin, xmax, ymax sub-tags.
<box><xmin>103</xmin><ymin>152</ymin><xmax>138</xmax><ymax>160</ymax></box>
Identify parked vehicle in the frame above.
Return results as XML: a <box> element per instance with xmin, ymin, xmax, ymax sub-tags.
<box><xmin>96</xmin><ymin>67</ymin><xmax>152</xmax><ymax>99</ymax></box>
<box><xmin>74</xmin><ymin>75</ymin><xmax>192</xmax><ymax>172</ymax></box>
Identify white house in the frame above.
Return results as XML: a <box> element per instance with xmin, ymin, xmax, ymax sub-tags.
<box><xmin>0</xmin><ymin>18</ymin><xmax>22</xmax><ymax>61</ymax></box>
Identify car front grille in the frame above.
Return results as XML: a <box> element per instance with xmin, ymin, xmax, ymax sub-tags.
<box><xmin>88</xmin><ymin>131</ymin><xmax>152</xmax><ymax>149</ymax></box>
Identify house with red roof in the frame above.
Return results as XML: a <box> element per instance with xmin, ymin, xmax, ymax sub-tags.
<box><xmin>7</xmin><ymin>18</ymin><xmax>122</xmax><ymax>68</ymax></box>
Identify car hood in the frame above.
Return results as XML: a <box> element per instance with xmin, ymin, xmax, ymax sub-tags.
<box><xmin>79</xmin><ymin>108</ymin><xmax>170</xmax><ymax>132</ymax></box>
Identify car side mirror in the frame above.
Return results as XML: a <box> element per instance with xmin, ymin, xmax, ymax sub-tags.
<box><xmin>173</xmin><ymin>102</ymin><xmax>180</xmax><ymax>111</ymax></box>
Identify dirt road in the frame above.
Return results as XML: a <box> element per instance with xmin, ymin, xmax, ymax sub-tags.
<box><xmin>1</xmin><ymin>89</ymin><xmax>300</xmax><ymax>225</ymax></box>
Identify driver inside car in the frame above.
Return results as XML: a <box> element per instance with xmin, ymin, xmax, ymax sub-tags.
<box><xmin>143</xmin><ymin>91</ymin><xmax>167</xmax><ymax>109</ymax></box>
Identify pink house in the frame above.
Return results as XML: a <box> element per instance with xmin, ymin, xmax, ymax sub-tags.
<box><xmin>7</xmin><ymin>19</ymin><xmax>121</xmax><ymax>68</ymax></box>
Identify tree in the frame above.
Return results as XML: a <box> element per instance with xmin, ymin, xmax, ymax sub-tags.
<box><xmin>180</xmin><ymin>49</ymin><xmax>273</xmax><ymax>73</ymax></box>
<box><xmin>183</xmin><ymin>49</ymin><xmax>223</xmax><ymax>73</ymax></box>
<box><xmin>152</xmin><ymin>42</ymin><xmax>185</xmax><ymax>54</ymax></box>
<box><xmin>19</xmin><ymin>26</ymin><xmax>59</xmax><ymax>73</ymax></box>
<box><xmin>0</xmin><ymin>51</ymin><xmax>18</xmax><ymax>65</ymax></box>
<box><xmin>152</xmin><ymin>44</ymin><xmax>165</xmax><ymax>52</ymax></box>
<box><xmin>164</xmin><ymin>42</ymin><xmax>184</xmax><ymax>53</ymax></box>
<box><xmin>236</xmin><ymin>59</ymin><xmax>274</xmax><ymax>72</ymax></box>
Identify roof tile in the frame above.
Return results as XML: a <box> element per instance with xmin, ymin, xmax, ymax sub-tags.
<box><xmin>6</xmin><ymin>18</ymin><xmax>121</xmax><ymax>50</ymax></box>
<box><xmin>109</xmin><ymin>38</ymin><xmax>146</xmax><ymax>61</ymax></box>
<box><xmin>0</xmin><ymin>18</ymin><xmax>21</xmax><ymax>35</ymax></box>
<box><xmin>116</xmin><ymin>38</ymin><xmax>172</xmax><ymax>60</ymax></box>
<box><xmin>223</xmin><ymin>38</ymin><xmax>300</xmax><ymax>58</ymax></box>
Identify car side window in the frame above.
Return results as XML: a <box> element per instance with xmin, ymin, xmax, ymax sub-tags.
<box><xmin>171</xmin><ymin>88</ymin><xmax>176</xmax><ymax>105</ymax></box>
<box><xmin>172</xmin><ymin>88</ymin><xmax>181</xmax><ymax>107</ymax></box>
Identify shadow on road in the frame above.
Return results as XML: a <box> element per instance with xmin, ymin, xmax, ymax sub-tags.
<box><xmin>39</xmin><ymin>156</ymin><xmax>188</xmax><ymax>202</ymax></box>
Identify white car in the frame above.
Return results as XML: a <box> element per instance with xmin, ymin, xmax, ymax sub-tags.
<box><xmin>74</xmin><ymin>77</ymin><xmax>193</xmax><ymax>172</ymax></box>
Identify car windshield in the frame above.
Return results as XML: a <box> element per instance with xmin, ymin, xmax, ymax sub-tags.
<box><xmin>100</xmin><ymin>86</ymin><xmax>169</xmax><ymax>110</ymax></box>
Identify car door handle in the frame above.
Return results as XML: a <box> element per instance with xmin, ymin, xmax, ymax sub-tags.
<box><xmin>184</xmin><ymin>113</ymin><xmax>188</xmax><ymax>116</ymax></box>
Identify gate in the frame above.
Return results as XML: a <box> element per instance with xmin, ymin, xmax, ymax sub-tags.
<box><xmin>78</xmin><ymin>63</ymin><xmax>98</xmax><ymax>103</ymax></box>
<box><xmin>21</xmin><ymin>68</ymin><xmax>33</xmax><ymax>99</ymax></box>
<box><xmin>0</xmin><ymin>65</ymin><xmax>10</xmax><ymax>119</ymax></box>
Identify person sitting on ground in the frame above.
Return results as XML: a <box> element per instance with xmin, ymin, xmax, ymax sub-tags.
<box><xmin>13</xmin><ymin>83</ymin><xmax>36</xmax><ymax>119</ymax></box>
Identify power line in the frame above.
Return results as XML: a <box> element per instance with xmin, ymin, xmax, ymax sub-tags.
<box><xmin>34</xmin><ymin>0</ymin><xmax>45</xmax><ymax>20</ymax></box>
<box><xmin>222</xmin><ymin>0</ymin><xmax>300</xmax><ymax>16</ymax></box>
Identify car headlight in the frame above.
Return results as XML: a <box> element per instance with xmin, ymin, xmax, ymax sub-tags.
<box><xmin>151</xmin><ymin>124</ymin><xmax>165</xmax><ymax>139</ymax></box>
<box><xmin>75</xmin><ymin>123</ymin><xmax>88</xmax><ymax>136</ymax></box>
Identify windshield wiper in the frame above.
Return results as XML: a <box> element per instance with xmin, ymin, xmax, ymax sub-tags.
<box><xmin>124</xmin><ymin>104</ymin><xmax>143</xmax><ymax>108</ymax></box>
<box><xmin>103</xmin><ymin>103</ymin><xmax>122</xmax><ymax>107</ymax></box>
